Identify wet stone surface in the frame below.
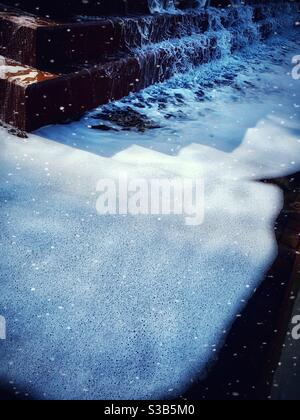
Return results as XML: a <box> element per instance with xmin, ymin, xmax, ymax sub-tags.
<box><xmin>0</xmin><ymin>121</ymin><xmax>28</xmax><ymax>138</ymax></box>
<box><xmin>1</xmin><ymin>1</ymin><xmax>297</xmax><ymax>131</ymax></box>
<box><xmin>91</xmin><ymin>106</ymin><xmax>161</xmax><ymax>132</ymax></box>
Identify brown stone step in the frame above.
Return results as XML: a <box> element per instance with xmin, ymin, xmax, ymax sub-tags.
<box><xmin>0</xmin><ymin>3</ymin><xmax>209</xmax><ymax>70</ymax></box>
<box><xmin>0</xmin><ymin>57</ymin><xmax>58</xmax><ymax>130</ymax></box>
<box><xmin>0</xmin><ymin>4</ymin><xmax>57</xmax><ymax>68</ymax></box>
<box><xmin>0</xmin><ymin>33</ymin><xmax>219</xmax><ymax>131</ymax></box>
<box><xmin>1</xmin><ymin>2</ymin><xmax>288</xmax><ymax>72</ymax></box>
<box><xmin>1</xmin><ymin>1</ymin><xmax>204</xmax><ymax>18</ymax></box>
<box><xmin>0</xmin><ymin>0</ymin><xmax>151</xmax><ymax>18</ymax></box>
<box><xmin>0</xmin><ymin>1</ymin><xmax>297</xmax><ymax>131</ymax></box>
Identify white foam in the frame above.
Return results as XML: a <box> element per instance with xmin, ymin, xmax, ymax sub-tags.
<box><xmin>0</xmin><ymin>28</ymin><xmax>300</xmax><ymax>400</ymax></box>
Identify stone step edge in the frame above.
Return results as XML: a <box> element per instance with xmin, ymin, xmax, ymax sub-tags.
<box><xmin>0</xmin><ymin>2</ymin><xmax>281</xmax><ymax>70</ymax></box>
<box><xmin>0</xmin><ymin>17</ymin><xmax>272</xmax><ymax>133</ymax></box>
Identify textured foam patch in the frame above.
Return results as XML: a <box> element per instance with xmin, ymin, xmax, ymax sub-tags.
<box><xmin>0</xmin><ymin>29</ymin><xmax>300</xmax><ymax>400</ymax></box>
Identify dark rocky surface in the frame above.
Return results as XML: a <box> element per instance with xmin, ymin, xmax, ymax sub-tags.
<box><xmin>92</xmin><ymin>106</ymin><xmax>161</xmax><ymax>132</ymax></box>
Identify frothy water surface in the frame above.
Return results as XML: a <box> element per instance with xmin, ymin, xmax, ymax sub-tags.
<box><xmin>0</xmin><ymin>24</ymin><xmax>300</xmax><ymax>400</ymax></box>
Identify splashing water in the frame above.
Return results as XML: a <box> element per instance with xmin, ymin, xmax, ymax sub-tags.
<box><xmin>148</xmin><ymin>0</ymin><xmax>176</xmax><ymax>13</ymax></box>
<box><xmin>148</xmin><ymin>0</ymin><xmax>242</xmax><ymax>13</ymax></box>
<box><xmin>95</xmin><ymin>3</ymin><xmax>296</xmax><ymax>99</ymax></box>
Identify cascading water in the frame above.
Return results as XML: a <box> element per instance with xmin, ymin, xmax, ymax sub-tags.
<box><xmin>147</xmin><ymin>0</ymin><xmax>242</xmax><ymax>13</ymax></box>
<box><xmin>111</xmin><ymin>2</ymin><xmax>297</xmax><ymax>93</ymax></box>
<box><xmin>62</xmin><ymin>1</ymin><xmax>299</xmax><ymax>141</ymax></box>
<box><xmin>148</xmin><ymin>0</ymin><xmax>176</xmax><ymax>13</ymax></box>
